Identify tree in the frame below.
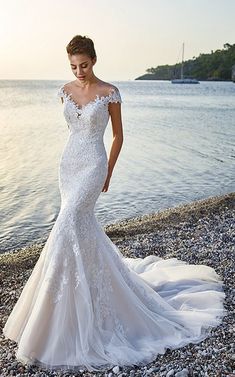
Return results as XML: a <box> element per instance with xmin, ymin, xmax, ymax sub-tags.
<box><xmin>141</xmin><ymin>43</ymin><xmax>235</xmax><ymax>81</ymax></box>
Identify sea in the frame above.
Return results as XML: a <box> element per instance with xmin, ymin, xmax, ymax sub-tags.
<box><xmin>0</xmin><ymin>79</ymin><xmax>234</xmax><ymax>253</ymax></box>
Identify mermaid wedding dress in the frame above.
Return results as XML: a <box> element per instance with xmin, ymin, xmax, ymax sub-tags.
<box><xmin>3</xmin><ymin>84</ymin><xmax>227</xmax><ymax>372</ymax></box>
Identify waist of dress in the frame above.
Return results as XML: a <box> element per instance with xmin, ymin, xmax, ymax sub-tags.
<box><xmin>69</xmin><ymin>131</ymin><xmax>104</xmax><ymax>142</ymax></box>
<box><xmin>66</xmin><ymin>132</ymin><xmax>105</xmax><ymax>151</ymax></box>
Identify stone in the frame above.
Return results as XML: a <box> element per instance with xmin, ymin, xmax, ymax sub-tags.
<box><xmin>112</xmin><ymin>366</ymin><xmax>120</xmax><ymax>374</ymax></box>
<box><xmin>7</xmin><ymin>352</ymin><xmax>13</xmax><ymax>360</ymax></box>
<box><xmin>166</xmin><ymin>369</ymin><xmax>175</xmax><ymax>377</ymax></box>
<box><xmin>175</xmin><ymin>368</ymin><xmax>189</xmax><ymax>377</ymax></box>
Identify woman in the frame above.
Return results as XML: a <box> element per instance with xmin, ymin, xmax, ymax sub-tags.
<box><xmin>2</xmin><ymin>35</ymin><xmax>227</xmax><ymax>373</ymax></box>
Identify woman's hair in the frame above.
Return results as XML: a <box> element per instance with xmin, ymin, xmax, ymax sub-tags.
<box><xmin>66</xmin><ymin>35</ymin><xmax>96</xmax><ymax>59</ymax></box>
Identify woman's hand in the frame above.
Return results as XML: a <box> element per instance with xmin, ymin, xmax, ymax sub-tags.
<box><xmin>102</xmin><ymin>172</ymin><xmax>112</xmax><ymax>192</ymax></box>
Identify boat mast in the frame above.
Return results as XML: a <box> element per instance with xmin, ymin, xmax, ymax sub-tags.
<box><xmin>181</xmin><ymin>42</ymin><xmax>184</xmax><ymax>80</ymax></box>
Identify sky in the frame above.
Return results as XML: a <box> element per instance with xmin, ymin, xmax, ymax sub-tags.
<box><xmin>0</xmin><ymin>0</ymin><xmax>235</xmax><ymax>81</ymax></box>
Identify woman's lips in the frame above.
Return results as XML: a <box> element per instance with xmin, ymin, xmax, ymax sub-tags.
<box><xmin>78</xmin><ymin>76</ymin><xmax>85</xmax><ymax>79</ymax></box>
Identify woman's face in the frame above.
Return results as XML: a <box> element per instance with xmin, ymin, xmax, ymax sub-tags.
<box><xmin>68</xmin><ymin>53</ymin><xmax>96</xmax><ymax>83</ymax></box>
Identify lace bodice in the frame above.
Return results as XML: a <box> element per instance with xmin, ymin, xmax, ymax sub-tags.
<box><xmin>56</xmin><ymin>85</ymin><xmax>122</xmax><ymax>134</ymax></box>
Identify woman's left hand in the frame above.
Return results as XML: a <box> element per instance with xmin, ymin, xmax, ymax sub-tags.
<box><xmin>102</xmin><ymin>173</ymin><xmax>111</xmax><ymax>192</ymax></box>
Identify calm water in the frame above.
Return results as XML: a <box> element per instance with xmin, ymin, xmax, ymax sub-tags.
<box><xmin>0</xmin><ymin>80</ymin><xmax>234</xmax><ymax>253</ymax></box>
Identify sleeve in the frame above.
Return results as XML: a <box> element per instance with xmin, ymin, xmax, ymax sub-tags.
<box><xmin>108</xmin><ymin>87</ymin><xmax>123</xmax><ymax>104</ymax></box>
<box><xmin>56</xmin><ymin>86</ymin><xmax>64</xmax><ymax>99</ymax></box>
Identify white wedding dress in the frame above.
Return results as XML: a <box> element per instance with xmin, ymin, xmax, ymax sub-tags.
<box><xmin>3</xmin><ymin>84</ymin><xmax>227</xmax><ymax>372</ymax></box>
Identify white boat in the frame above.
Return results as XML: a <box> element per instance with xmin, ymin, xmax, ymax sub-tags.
<box><xmin>171</xmin><ymin>43</ymin><xmax>199</xmax><ymax>84</ymax></box>
<box><xmin>171</xmin><ymin>78</ymin><xmax>200</xmax><ymax>84</ymax></box>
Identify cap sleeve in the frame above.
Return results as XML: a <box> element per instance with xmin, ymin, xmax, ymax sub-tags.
<box><xmin>108</xmin><ymin>87</ymin><xmax>123</xmax><ymax>104</ymax></box>
<box><xmin>56</xmin><ymin>85</ymin><xmax>64</xmax><ymax>99</ymax></box>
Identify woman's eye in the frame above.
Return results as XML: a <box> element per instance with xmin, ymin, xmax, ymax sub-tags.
<box><xmin>72</xmin><ymin>66</ymin><xmax>87</xmax><ymax>69</ymax></box>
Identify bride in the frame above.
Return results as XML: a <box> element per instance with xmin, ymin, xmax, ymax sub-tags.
<box><xmin>2</xmin><ymin>34</ymin><xmax>227</xmax><ymax>373</ymax></box>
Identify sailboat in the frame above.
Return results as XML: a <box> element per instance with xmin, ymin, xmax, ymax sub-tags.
<box><xmin>171</xmin><ymin>42</ymin><xmax>199</xmax><ymax>84</ymax></box>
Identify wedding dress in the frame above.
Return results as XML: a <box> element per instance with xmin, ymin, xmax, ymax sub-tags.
<box><xmin>3</xmin><ymin>83</ymin><xmax>227</xmax><ymax>372</ymax></box>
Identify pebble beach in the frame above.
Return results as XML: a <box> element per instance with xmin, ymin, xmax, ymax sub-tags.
<box><xmin>0</xmin><ymin>192</ymin><xmax>234</xmax><ymax>377</ymax></box>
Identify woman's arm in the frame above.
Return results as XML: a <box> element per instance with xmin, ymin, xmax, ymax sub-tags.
<box><xmin>102</xmin><ymin>101</ymin><xmax>123</xmax><ymax>192</ymax></box>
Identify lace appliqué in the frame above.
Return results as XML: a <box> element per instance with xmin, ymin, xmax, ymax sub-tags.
<box><xmin>56</xmin><ymin>84</ymin><xmax>122</xmax><ymax>131</ymax></box>
<box><xmin>56</xmin><ymin>85</ymin><xmax>122</xmax><ymax>114</ymax></box>
<box><xmin>44</xmin><ymin>210</ymin><xmax>95</xmax><ymax>304</ymax></box>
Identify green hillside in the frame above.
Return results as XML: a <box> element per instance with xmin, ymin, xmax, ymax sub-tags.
<box><xmin>136</xmin><ymin>43</ymin><xmax>235</xmax><ymax>81</ymax></box>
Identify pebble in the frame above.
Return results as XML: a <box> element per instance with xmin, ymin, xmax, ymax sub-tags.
<box><xmin>112</xmin><ymin>366</ymin><xmax>120</xmax><ymax>374</ymax></box>
<box><xmin>7</xmin><ymin>352</ymin><xmax>13</xmax><ymax>360</ymax></box>
<box><xmin>166</xmin><ymin>369</ymin><xmax>175</xmax><ymax>377</ymax></box>
<box><xmin>175</xmin><ymin>369</ymin><xmax>189</xmax><ymax>377</ymax></box>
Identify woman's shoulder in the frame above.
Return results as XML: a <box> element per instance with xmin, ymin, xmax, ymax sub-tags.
<box><xmin>104</xmin><ymin>83</ymin><xmax>118</xmax><ymax>94</ymax></box>
<box><xmin>63</xmin><ymin>81</ymin><xmax>74</xmax><ymax>91</ymax></box>
<box><xmin>56</xmin><ymin>82</ymin><xmax>71</xmax><ymax>95</ymax></box>
<box><xmin>101</xmin><ymin>82</ymin><xmax>122</xmax><ymax>104</ymax></box>
<box><xmin>96</xmin><ymin>80</ymin><xmax>120</xmax><ymax>95</ymax></box>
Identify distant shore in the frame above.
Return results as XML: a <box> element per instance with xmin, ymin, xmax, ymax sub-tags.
<box><xmin>0</xmin><ymin>191</ymin><xmax>234</xmax><ymax>376</ymax></box>
<box><xmin>135</xmin><ymin>76</ymin><xmax>234</xmax><ymax>82</ymax></box>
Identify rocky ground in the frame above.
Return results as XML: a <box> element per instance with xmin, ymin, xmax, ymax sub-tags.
<box><xmin>0</xmin><ymin>192</ymin><xmax>234</xmax><ymax>377</ymax></box>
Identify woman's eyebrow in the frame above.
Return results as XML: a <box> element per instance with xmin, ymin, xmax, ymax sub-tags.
<box><xmin>70</xmin><ymin>61</ymin><xmax>88</xmax><ymax>66</ymax></box>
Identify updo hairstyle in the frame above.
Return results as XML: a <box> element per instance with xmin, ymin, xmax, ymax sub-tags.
<box><xmin>66</xmin><ymin>35</ymin><xmax>96</xmax><ymax>59</ymax></box>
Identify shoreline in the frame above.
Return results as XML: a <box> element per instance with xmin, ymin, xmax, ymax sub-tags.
<box><xmin>0</xmin><ymin>191</ymin><xmax>234</xmax><ymax>376</ymax></box>
<box><xmin>1</xmin><ymin>191</ymin><xmax>234</xmax><ymax>261</ymax></box>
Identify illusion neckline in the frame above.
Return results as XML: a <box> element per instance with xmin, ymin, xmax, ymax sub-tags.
<box><xmin>61</xmin><ymin>86</ymin><xmax>114</xmax><ymax>112</ymax></box>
